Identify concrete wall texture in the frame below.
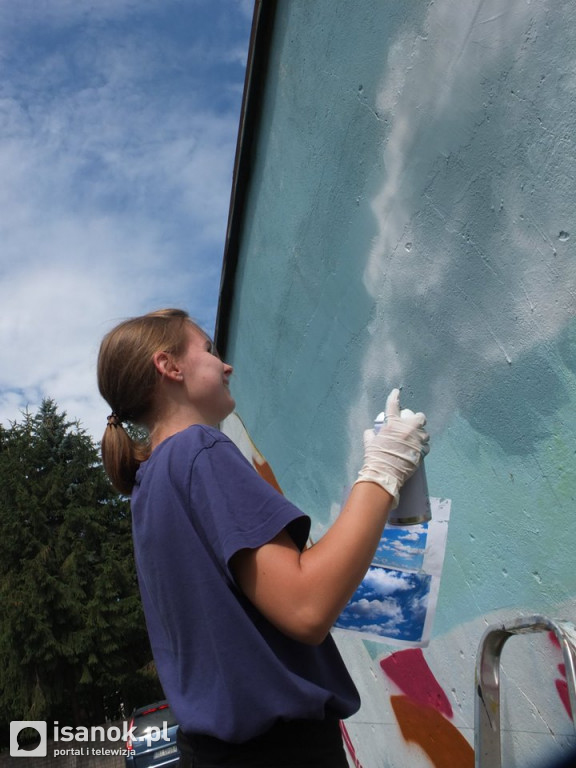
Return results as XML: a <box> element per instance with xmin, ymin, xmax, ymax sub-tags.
<box><xmin>221</xmin><ymin>2</ymin><xmax>576</xmax><ymax>766</ymax></box>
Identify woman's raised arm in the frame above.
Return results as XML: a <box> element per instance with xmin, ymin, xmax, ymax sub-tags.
<box><xmin>230</xmin><ymin>389</ymin><xmax>429</xmax><ymax>645</ymax></box>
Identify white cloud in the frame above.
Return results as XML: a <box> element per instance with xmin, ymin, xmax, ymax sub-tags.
<box><xmin>347</xmin><ymin>597</ymin><xmax>402</xmax><ymax>622</ymax></box>
<box><xmin>389</xmin><ymin>540</ymin><xmax>425</xmax><ymax>559</ymax></box>
<box><xmin>400</xmin><ymin>531</ymin><xmax>423</xmax><ymax>542</ymax></box>
<box><xmin>363</xmin><ymin>567</ymin><xmax>412</xmax><ymax>594</ymax></box>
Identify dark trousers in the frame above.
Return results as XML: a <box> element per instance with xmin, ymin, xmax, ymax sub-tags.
<box><xmin>177</xmin><ymin>718</ymin><xmax>349</xmax><ymax>768</ymax></box>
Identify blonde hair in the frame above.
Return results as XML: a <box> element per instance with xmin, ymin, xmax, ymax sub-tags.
<box><xmin>97</xmin><ymin>308</ymin><xmax>193</xmax><ymax>495</ymax></box>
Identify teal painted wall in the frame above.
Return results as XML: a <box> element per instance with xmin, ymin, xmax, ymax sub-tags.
<box><xmin>222</xmin><ymin>1</ymin><xmax>576</xmax><ymax>765</ymax></box>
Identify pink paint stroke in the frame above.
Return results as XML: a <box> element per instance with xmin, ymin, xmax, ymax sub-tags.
<box><xmin>380</xmin><ymin>648</ymin><xmax>453</xmax><ymax>719</ymax></box>
<box><xmin>550</xmin><ymin>633</ymin><xmax>574</xmax><ymax>720</ymax></box>
<box><xmin>339</xmin><ymin>721</ymin><xmax>364</xmax><ymax>768</ymax></box>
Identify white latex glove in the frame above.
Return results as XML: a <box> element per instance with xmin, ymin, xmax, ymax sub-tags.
<box><xmin>354</xmin><ymin>388</ymin><xmax>430</xmax><ymax>508</ymax></box>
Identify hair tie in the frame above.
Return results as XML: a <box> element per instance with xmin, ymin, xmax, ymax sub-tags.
<box><xmin>107</xmin><ymin>412</ymin><xmax>121</xmax><ymax>427</ymax></box>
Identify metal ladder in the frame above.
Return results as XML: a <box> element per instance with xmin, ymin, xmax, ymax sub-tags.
<box><xmin>475</xmin><ymin>615</ymin><xmax>576</xmax><ymax>768</ymax></box>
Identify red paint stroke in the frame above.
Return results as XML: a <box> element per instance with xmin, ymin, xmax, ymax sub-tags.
<box><xmin>555</xmin><ymin>679</ymin><xmax>573</xmax><ymax>719</ymax></box>
<box><xmin>380</xmin><ymin>649</ymin><xmax>453</xmax><ymax>719</ymax></box>
<box><xmin>549</xmin><ymin>632</ymin><xmax>574</xmax><ymax>720</ymax></box>
<box><xmin>556</xmin><ymin>662</ymin><xmax>573</xmax><ymax>719</ymax></box>
<box><xmin>339</xmin><ymin>721</ymin><xmax>364</xmax><ymax>768</ymax></box>
<box><xmin>391</xmin><ymin>695</ymin><xmax>474</xmax><ymax>768</ymax></box>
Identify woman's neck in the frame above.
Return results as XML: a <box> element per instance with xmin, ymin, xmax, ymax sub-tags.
<box><xmin>148</xmin><ymin>410</ymin><xmax>216</xmax><ymax>450</ymax></box>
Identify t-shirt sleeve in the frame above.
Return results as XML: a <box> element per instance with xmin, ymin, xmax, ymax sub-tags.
<box><xmin>187</xmin><ymin>432</ymin><xmax>311</xmax><ymax>573</ymax></box>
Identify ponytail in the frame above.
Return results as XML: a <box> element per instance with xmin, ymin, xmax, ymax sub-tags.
<box><xmin>101</xmin><ymin>414</ymin><xmax>150</xmax><ymax>496</ymax></box>
<box><xmin>97</xmin><ymin>309</ymin><xmax>191</xmax><ymax>495</ymax></box>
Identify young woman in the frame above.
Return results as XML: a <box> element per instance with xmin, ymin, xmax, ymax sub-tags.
<box><xmin>97</xmin><ymin>308</ymin><xmax>430</xmax><ymax>768</ymax></box>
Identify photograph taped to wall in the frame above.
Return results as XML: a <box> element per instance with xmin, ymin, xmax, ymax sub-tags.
<box><xmin>334</xmin><ymin>498</ymin><xmax>451</xmax><ymax>647</ymax></box>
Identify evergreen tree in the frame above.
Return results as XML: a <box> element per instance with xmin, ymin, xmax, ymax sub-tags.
<box><xmin>0</xmin><ymin>400</ymin><xmax>162</xmax><ymax>741</ymax></box>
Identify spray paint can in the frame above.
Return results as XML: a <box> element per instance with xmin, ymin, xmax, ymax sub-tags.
<box><xmin>374</xmin><ymin>412</ymin><xmax>431</xmax><ymax>526</ymax></box>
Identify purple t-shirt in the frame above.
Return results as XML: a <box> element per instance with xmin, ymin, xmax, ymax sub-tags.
<box><xmin>131</xmin><ymin>425</ymin><xmax>360</xmax><ymax>743</ymax></box>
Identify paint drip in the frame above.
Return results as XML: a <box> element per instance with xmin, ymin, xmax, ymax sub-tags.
<box><xmin>374</xmin><ymin>412</ymin><xmax>431</xmax><ymax>526</ymax></box>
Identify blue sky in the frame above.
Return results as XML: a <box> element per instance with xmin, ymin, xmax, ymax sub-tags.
<box><xmin>0</xmin><ymin>0</ymin><xmax>253</xmax><ymax>438</ymax></box>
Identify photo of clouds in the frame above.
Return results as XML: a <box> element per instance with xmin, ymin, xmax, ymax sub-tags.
<box><xmin>335</xmin><ymin>565</ymin><xmax>432</xmax><ymax>643</ymax></box>
<box><xmin>374</xmin><ymin>524</ymin><xmax>428</xmax><ymax>571</ymax></box>
<box><xmin>334</xmin><ymin>498</ymin><xmax>451</xmax><ymax>647</ymax></box>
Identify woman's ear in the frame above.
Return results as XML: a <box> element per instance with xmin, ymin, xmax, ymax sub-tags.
<box><xmin>152</xmin><ymin>351</ymin><xmax>183</xmax><ymax>381</ymax></box>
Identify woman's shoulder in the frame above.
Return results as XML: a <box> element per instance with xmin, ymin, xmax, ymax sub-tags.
<box><xmin>173</xmin><ymin>424</ymin><xmax>233</xmax><ymax>450</ymax></box>
<box><xmin>135</xmin><ymin>427</ymin><xmax>240</xmax><ymax>496</ymax></box>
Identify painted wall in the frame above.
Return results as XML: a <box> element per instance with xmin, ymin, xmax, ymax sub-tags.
<box><xmin>220</xmin><ymin>1</ymin><xmax>576</xmax><ymax>766</ymax></box>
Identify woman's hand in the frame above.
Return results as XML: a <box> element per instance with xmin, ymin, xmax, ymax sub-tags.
<box><xmin>355</xmin><ymin>388</ymin><xmax>429</xmax><ymax>507</ymax></box>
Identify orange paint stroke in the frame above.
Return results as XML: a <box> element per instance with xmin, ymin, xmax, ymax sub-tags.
<box><xmin>380</xmin><ymin>649</ymin><xmax>453</xmax><ymax>718</ymax></box>
<box><xmin>391</xmin><ymin>695</ymin><xmax>474</xmax><ymax>768</ymax></box>
<box><xmin>253</xmin><ymin>457</ymin><xmax>283</xmax><ymax>494</ymax></box>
